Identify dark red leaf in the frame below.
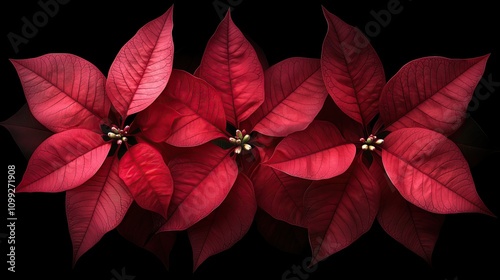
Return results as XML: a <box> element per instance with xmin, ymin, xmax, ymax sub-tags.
<box><xmin>449</xmin><ymin>117</ymin><xmax>496</xmax><ymax>167</ymax></box>
<box><xmin>117</xmin><ymin>202</ymin><xmax>166</xmax><ymax>248</ymax></box>
<box><xmin>144</xmin><ymin>231</ymin><xmax>177</xmax><ymax>271</ymax></box>
<box><xmin>119</xmin><ymin>143</ymin><xmax>174</xmax><ymax>219</ymax></box>
<box><xmin>305</xmin><ymin>155</ymin><xmax>380</xmax><ymax>265</ymax></box>
<box><xmin>321</xmin><ymin>7</ymin><xmax>385</xmax><ymax>126</ymax></box>
<box><xmin>116</xmin><ymin>203</ymin><xmax>174</xmax><ymax>269</ymax></box>
<box><xmin>195</xmin><ymin>11</ymin><xmax>265</xmax><ymax>126</ymax></box>
<box><xmin>187</xmin><ymin>173</ymin><xmax>256</xmax><ymax>271</ymax></box>
<box><xmin>379</xmin><ymin>55</ymin><xmax>489</xmax><ymax>136</ymax></box>
<box><xmin>106</xmin><ymin>6</ymin><xmax>174</xmax><ymax>118</ymax></box>
<box><xmin>264</xmin><ymin>120</ymin><xmax>356</xmax><ymax>180</ymax></box>
<box><xmin>136</xmin><ymin>70</ymin><xmax>227</xmax><ymax>146</ymax></box>
<box><xmin>10</xmin><ymin>54</ymin><xmax>110</xmax><ymax>133</ymax></box>
<box><xmin>159</xmin><ymin>143</ymin><xmax>238</xmax><ymax>231</ymax></box>
<box><xmin>255</xmin><ymin>209</ymin><xmax>308</xmax><ymax>254</ymax></box>
<box><xmin>251</xmin><ymin>164</ymin><xmax>311</xmax><ymax>227</ymax></box>
<box><xmin>0</xmin><ymin>104</ymin><xmax>53</xmax><ymax>159</ymax></box>
<box><xmin>17</xmin><ymin>128</ymin><xmax>111</xmax><ymax>193</ymax></box>
<box><xmin>66</xmin><ymin>156</ymin><xmax>133</xmax><ymax>265</ymax></box>
<box><xmin>315</xmin><ymin>96</ymin><xmax>364</xmax><ymax>143</ymax></box>
<box><xmin>382</xmin><ymin>127</ymin><xmax>494</xmax><ymax>216</ymax></box>
<box><xmin>247</xmin><ymin>57</ymin><xmax>328</xmax><ymax>137</ymax></box>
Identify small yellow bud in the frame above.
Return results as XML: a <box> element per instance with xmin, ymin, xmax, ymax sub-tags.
<box><xmin>362</xmin><ymin>144</ymin><xmax>368</xmax><ymax>150</ymax></box>
<box><xmin>229</xmin><ymin>137</ymin><xmax>237</xmax><ymax>144</ymax></box>
<box><xmin>243</xmin><ymin>144</ymin><xmax>252</xmax><ymax>151</ymax></box>
<box><xmin>369</xmin><ymin>145</ymin><xmax>376</xmax><ymax>151</ymax></box>
<box><xmin>108</xmin><ymin>132</ymin><xmax>116</xmax><ymax>138</ymax></box>
<box><xmin>375</xmin><ymin>139</ymin><xmax>384</xmax><ymax>145</ymax></box>
<box><xmin>122</xmin><ymin>137</ymin><xmax>128</xmax><ymax>142</ymax></box>
<box><xmin>236</xmin><ymin>139</ymin><xmax>242</xmax><ymax>145</ymax></box>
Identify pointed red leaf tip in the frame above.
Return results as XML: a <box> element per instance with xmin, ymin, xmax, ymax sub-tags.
<box><xmin>119</xmin><ymin>143</ymin><xmax>174</xmax><ymax>219</ymax></box>
<box><xmin>135</xmin><ymin>70</ymin><xmax>227</xmax><ymax>146</ymax></box>
<box><xmin>159</xmin><ymin>143</ymin><xmax>239</xmax><ymax>231</ymax></box>
<box><xmin>16</xmin><ymin>128</ymin><xmax>111</xmax><ymax>193</ymax></box>
<box><xmin>188</xmin><ymin>173</ymin><xmax>256</xmax><ymax>271</ymax></box>
<box><xmin>195</xmin><ymin>9</ymin><xmax>265</xmax><ymax>127</ymax></box>
<box><xmin>264</xmin><ymin>120</ymin><xmax>356</xmax><ymax>180</ymax></box>
<box><xmin>382</xmin><ymin>127</ymin><xmax>495</xmax><ymax>217</ymax></box>
<box><xmin>66</xmin><ymin>156</ymin><xmax>133</xmax><ymax>266</ymax></box>
<box><xmin>379</xmin><ymin>54</ymin><xmax>490</xmax><ymax>136</ymax></box>
<box><xmin>305</xmin><ymin>155</ymin><xmax>380</xmax><ymax>265</ymax></box>
<box><xmin>106</xmin><ymin>6</ymin><xmax>174</xmax><ymax>118</ymax></box>
<box><xmin>378</xmin><ymin>181</ymin><xmax>445</xmax><ymax>264</ymax></box>
<box><xmin>320</xmin><ymin>6</ymin><xmax>386</xmax><ymax>127</ymax></box>
<box><xmin>248</xmin><ymin>57</ymin><xmax>328</xmax><ymax>137</ymax></box>
<box><xmin>10</xmin><ymin>54</ymin><xmax>110</xmax><ymax>133</ymax></box>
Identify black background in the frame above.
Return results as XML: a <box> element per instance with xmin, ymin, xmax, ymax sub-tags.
<box><xmin>1</xmin><ymin>0</ymin><xmax>499</xmax><ymax>279</ymax></box>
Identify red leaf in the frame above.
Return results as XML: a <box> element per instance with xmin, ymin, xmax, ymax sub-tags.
<box><xmin>119</xmin><ymin>143</ymin><xmax>173</xmax><ymax>219</ymax></box>
<box><xmin>379</xmin><ymin>55</ymin><xmax>489</xmax><ymax>136</ymax></box>
<box><xmin>136</xmin><ymin>70</ymin><xmax>227</xmax><ymax>146</ymax></box>
<box><xmin>315</xmin><ymin>96</ymin><xmax>364</xmax><ymax>143</ymax></box>
<box><xmin>144</xmin><ymin>231</ymin><xmax>177</xmax><ymax>271</ymax></box>
<box><xmin>66</xmin><ymin>156</ymin><xmax>133</xmax><ymax>265</ymax></box>
<box><xmin>187</xmin><ymin>173</ymin><xmax>256</xmax><ymax>271</ymax></box>
<box><xmin>0</xmin><ymin>104</ymin><xmax>53</xmax><ymax>159</ymax></box>
<box><xmin>10</xmin><ymin>54</ymin><xmax>110</xmax><ymax>133</ymax></box>
<box><xmin>255</xmin><ymin>209</ymin><xmax>308</xmax><ymax>254</ymax></box>
<box><xmin>116</xmin><ymin>203</ymin><xmax>174</xmax><ymax>269</ymax></box>
<box><xmin>16</xmin><ymin>128</ymin><xmax>111</xmax><ymax>193</ymax></box>
<box><xmin>195</xmin><ymin>11</ymin><xmax>265</xmax><ymax>126</ymax></box>
<box><xmin>264</xmin><ymin>120</ymin><xmax>356</xmax><ymax>180</ymax></box>
<box><xmin>247</xmin><ymin>57</ymin><xmax>328</xmax><ymax>137</ymax></box>
<box><xmin>117</xmin><ymin>202</ymin><xmax>166</xmax><ymax>247</ymax></box>
<box><xmin>382</xmin><ymin>127</ymin><xmax>494</xmax><ymax>216</ymax></box>
<box><xmin>106</xmin><ymin>6</ymin><xmax>174</xmax><ymax>118</ymax></box>
<box><xmin>251</xmin><ymin>164</ymin><xmax>311</xmax><ymax>227</ymax></box>
<box><xmin>321</xmin><ymin>7</ymin><xmax>385</xmax><ymax>126</ymax></box>
<box><xmin>304</xmin><ymin>155</ymin><xmax>380</xmax><ymax>264</ymax></box>
<box><xmin>379</xmin><ymin>181</ymin><xmax>445</xmax><ymax>264</ymax></box>
<box><xmin>159</xmin><ymin>143</ymin><xmax>238</xmax><ymax>231</ymax></box>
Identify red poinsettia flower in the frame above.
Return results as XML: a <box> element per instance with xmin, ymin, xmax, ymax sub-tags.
<box><xmin>263</xmin><ymin>7</ymin><xmax>495</xmax><ymax>265</ymax></box>
<box><xmin>10</xmin><ymin>6</ymin><xmax>175</xmax><ymax>266</ymax></box>
<box><xmin>134</xmin><ymin>11</ymin><xmax>328</xmax><ymax>270</ymax></box>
